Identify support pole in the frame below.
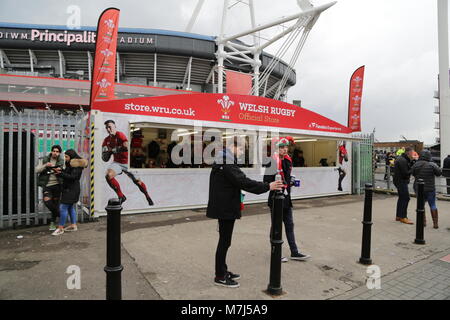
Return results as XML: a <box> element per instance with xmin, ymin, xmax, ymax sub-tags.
<box><xmin>414</xmin><ymin>179</ymin><xmax>426</xmax><ymax>245</ymax></box>
<box><xmin>437</xmin><ymin>0</ymin><xmax>450</xmax><ymax>167</ymax></box>
<box><xmin>359</xmin><ymin>183</ymin><xmax>373</xmax><ymax>265</ymax></box>
<box><xmin>267</xmin><ymin>190</ymin><xmax>284</xmax><ymax>295</ymax></box>
<box><xmin>104</xmin><ymin>198</ymin><xmax>123</xmax><ymax>300</ymax></box>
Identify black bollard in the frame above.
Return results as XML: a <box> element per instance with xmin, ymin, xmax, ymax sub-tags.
<box><xmin>414</xmin><ymin>179</ymin><xmax>426</xmax><ymax>245</ymax></box>
<box><xmin>359</xmin><ymin>183</ymin><xmax>373</xmax><ymax>265</ymax></box>
<box><xmin>267</xmin><ymin>190</ymin><xmax>284</xmax><ymax>296</ymax></box>
<box><xmin>104</xmin><ymin>198</ymin><xmax>123</xmax><ymax>300</ymax></box>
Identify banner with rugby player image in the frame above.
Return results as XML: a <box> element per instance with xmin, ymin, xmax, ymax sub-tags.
<box><xmin>347</xmin><ymin>65</ymin><xmax>365</xmax><ymax>132</ymax></box>
<box><xmin>101</xmin><ymin>115</ymin><xmax>154</xmax><ymax>208</ymax></box>
<box><xmin>90</xmin><ymin>7</ymin><xmax>120</xmax><ymax>106</ymax></box>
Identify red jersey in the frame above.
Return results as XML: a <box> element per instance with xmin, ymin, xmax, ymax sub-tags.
<box><xmin>102</xmin><ymin>131</ymin><xmax>128</xmax><ymax>164</ymax></box>
<box><xmin>339</xmin><ymin>145</ymin><xmax>348</xmax><ymax>165</ymax></box>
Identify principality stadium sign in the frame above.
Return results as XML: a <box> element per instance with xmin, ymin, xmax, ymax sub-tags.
<box><xmin>0</xmin><ymin>27</ymin><xmax>154</xmax><ymax>48</ymax></box>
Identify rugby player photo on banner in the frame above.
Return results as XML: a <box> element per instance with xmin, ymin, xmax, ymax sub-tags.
<box><xmin>101</xmin><ymin>118</ymin><xmax>154</xmax><ymax>208</ymax></box>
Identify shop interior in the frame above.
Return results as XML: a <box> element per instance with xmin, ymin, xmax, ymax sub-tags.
<box><xmin>129</xmin><ymin>123</ymin><xmax>339</xmax><ymax>169</ymax></box>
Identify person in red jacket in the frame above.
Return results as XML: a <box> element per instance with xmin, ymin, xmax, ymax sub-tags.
<box><xmin>102</xmin><ymin>120</ymin><xmax>153</xmax><ymax>205</ymax></box>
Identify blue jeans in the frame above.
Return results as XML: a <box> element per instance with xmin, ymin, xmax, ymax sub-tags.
<box><xmin>59</xmin><ymin>203</ymin><xmax>77</xmax><ymax>226</ymax></box>
<box><xmin>270</xmin><ymin>206</ymin><xmax>299</xmax><ymax>255</ymax></box>
<box><xmin>283</xmin><ymin>207</ymin><xmax>299</xmax><ymax>254</ymax></box>
<box><xmin>395</xmin><ymin>182</ymin><xmax>410</xmax><ymax>219</ymax></box>
<box><xmin>424</xmin><ymin>191</ymin><xmax>437</xmax><ymax>210</ymax></box>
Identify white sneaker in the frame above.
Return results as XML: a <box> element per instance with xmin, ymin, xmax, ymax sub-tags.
<box><xmin>281</xmin><ymin>257</ymin><xmax>289</xmax><ymax>263</ymax></box>
<box><xmin>64</xmin><ymin>225</ymin><xmax>78</xmax><ymax>232</ymax></box>
<box><xmin>51</xmin><ymin>228</ymin><xmax>64</xmax><ymax>236</ymax></box>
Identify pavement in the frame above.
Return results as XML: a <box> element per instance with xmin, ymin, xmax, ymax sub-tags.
<box><xmin>0</xmin><ymin>193</ymin><xmax>449</xmax><ymax>300</ymax></box>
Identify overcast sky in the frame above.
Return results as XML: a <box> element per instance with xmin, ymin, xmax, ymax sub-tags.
<box><xmin>0</xmin><ymin>0</ymin><xmax>448</xmax><ymax>145</ymax></box>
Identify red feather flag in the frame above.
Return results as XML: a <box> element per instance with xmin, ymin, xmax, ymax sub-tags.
<box><xmin>347</xmin><ymin>66</ymin><xmax>365</xmax><ymax>132</ymax></box>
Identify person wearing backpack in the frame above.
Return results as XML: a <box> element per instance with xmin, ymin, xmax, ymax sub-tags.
<box><xmin>412</xmin><ymin>150</ymin><xmax>442</xmax><ymax>228</ymax></box>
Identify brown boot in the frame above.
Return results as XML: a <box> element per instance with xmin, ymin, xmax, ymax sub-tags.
<box><xmin>431</xmin><ymin>209</ymin><xmax>439</xmax><ymax>229</ymax></box>
<box><xmin>400</xmin><ymin>218</ymin><xmax>414</xmax><ymax>225</ymax></box>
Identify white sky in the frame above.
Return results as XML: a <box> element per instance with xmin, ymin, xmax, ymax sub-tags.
<box><xmin>0</xmin><ymin>0</ymin><xmax>448</xmax><ymax>144</ymax></box>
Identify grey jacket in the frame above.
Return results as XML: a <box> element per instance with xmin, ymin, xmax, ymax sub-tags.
<box><xmin>412</xmin><ymin>150</ymin><xmax>442</xmax><ymax>193</ymax></box>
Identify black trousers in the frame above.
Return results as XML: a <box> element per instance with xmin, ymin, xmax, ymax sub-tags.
<box><xmin>43</xmin><ymin>184</ymin><xmax>62</xmax><ymax>223</ymax></box>
<box><xmin>215</xmin><ymin>219</ymin><xmax>235</xmax><ymax>278</ymax></box>
<box><xmin>395</xmin><ymin>182</ymin><xmax>410</xmax><ymax>218</ymax></box>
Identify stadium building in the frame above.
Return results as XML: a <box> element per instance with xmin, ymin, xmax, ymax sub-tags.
<box><xmin>0</xmin><ymin>22</ymin><xmax>296</xmax><ymax>108</ymax></box>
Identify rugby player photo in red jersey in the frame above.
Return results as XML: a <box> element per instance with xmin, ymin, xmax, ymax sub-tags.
<box><xmin>102</xmin><ymin>120</ymin><xmax>154</xmax><ymax>206</ymax></box>
<box><xmin>337</xmin><ymin>141</ymin><xmax>348</xmax><ymax>191</ymax></box>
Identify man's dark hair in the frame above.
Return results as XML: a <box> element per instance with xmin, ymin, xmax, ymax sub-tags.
<box><xmin>405</xmin><ymin>147</ymin><xmax>413</xmax><ymax>153</ymax></box>
<box><xmin>51</xmin><ymin>145</ymin><xmax>62</xmax><ymax>153</ymax></box>
<box><xmin>104</xmin><ymin>120</ymin><xmax>115</xmax><ymax>126</ymax></box>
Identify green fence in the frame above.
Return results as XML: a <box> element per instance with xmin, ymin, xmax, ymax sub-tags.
<box><xmin>38</xmin><ymin>139</ymin><xmax>75</xmax><ymax>153</ymax></box>
<box><xmin>352</xmin><ymin>133</ymin><xmax>374</xmax><ymax>194</ymax></box>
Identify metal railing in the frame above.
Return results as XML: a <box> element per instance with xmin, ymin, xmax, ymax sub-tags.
<box><xmin>373</xmin><ymin>162</ymin><xmax>450</xmax><ymax>197</ymax></box>
<box><xmin>0</xmin><ymin>109</ymin><xmax>90</xmax><ymax>229</ymax></box>
<box><xmin>352</xmin><ymin>133</ymin><xmax>374</xmax><ymax>194</ymax></box>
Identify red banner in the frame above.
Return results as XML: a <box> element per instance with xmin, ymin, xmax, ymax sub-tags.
<box><xmin>90</xmin><ymin>8</ymin><xmax>120</xmax><ymax>106</ymax></box>
<box><xmin>226</xmin><ymin>70</ymin><xmax>253</xmax><ymax>95</ymax></box>
<box><xmin>93</xmin><ymin>93</ymin><xmax>351</xmax><ymax>134</ymax></box>
<box><xmin>347</xmin><ymin>66</ymin><xmax>365</xmax><ymax>132</ymax></box>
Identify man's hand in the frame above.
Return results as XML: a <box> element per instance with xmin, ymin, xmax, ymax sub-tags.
<box><xmin>45</xmin><ymin>162</ymin><xmax>53</xmax><ymax>167</ymax></box>
<box><xmin>53</xmin><ymin>167</ymin><xmax>62</xmax><ymax>174</ymax></box>
<box><xmin>269</xmin><ymin>180</ymin><xmax>283</xmax><ymax>191</ymax></box>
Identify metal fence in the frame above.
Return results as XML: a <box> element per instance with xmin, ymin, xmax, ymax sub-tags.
<box><xmin>352</xmin><ymin>133</ymin><xmax>374</xmax><ymax>194</ymax></box>
<box><xmin>373</xmin><ymin>160</ymin><xmax>450</xmax><ymax>196</ymax></box>
<box><xmin>0</xmin><ymin>109</ymin><xmax>91</xmax><ymax>229</ymax></box>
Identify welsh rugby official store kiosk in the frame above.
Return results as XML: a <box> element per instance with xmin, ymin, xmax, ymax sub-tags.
<box><xmin>91</xmin><ymin>93</ymin><xmax>353</xmax><ymax>216</ymax></box>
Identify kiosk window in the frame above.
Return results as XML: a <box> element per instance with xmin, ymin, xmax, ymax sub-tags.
<box><xmin>290</xmin><ymin>139</ymin><xmax>338</xmax><ymax>167</ymax></box>
<box><xmin>129</xmin><ymin>125</ymin><xmax>255</xmax><ymax>169</ymax></box>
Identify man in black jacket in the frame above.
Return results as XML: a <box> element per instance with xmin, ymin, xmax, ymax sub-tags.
<box><xmin>264</xmin><ymin>137</ymin><xmax>310</xmax><ymax>262</ymax></box>
<box><xmin>36</xmin><ymin>145</ymin><xmax>65</xmax><ymax>231</ymax></box>
<box><xmin>443</xmin><ymin>154</ymin><xmax>450</xmax><ymax>195</ymax></box>
<box><xmin>393</xmin><ymin>147</ymin><xmax>415</xmax><ymax>224</ymax></box>
<box><xmin>207</xmin><ymin>140</ymin><xmax>283</xmax><ymax>288</ymax></box>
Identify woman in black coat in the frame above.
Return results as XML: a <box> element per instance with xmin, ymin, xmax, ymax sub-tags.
<box><xmin>52</xmin><ymin>149</ymin><xmax>88</xmax><ymax>236</ymax></box>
